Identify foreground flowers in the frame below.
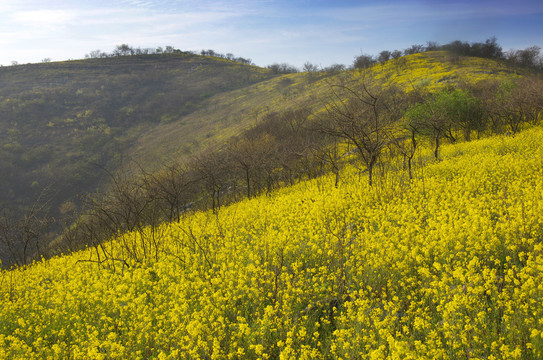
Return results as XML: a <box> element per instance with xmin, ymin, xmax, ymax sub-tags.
<box><xmin>2</xmin><ymin>127</ymin><xmax>543</xmax><ymax>359</ymax></box>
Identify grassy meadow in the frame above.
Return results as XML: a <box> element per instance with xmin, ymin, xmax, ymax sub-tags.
<box><xmin>1</xmin><ymin>124</ymin><xmax>542</xmax><ymax>359</ymax></box>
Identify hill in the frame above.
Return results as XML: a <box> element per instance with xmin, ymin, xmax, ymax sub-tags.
<box><xmin>1</xmin><ymin>125</ymin><xmax>542</xmax><ymax>359</ymax></box>
<box><xmin>130</xmin><ymin>51</ymin><xmax>521</xmax><ymax>164</ymax></box>
<box><xmin>0</xmin><ymin>53</ymin><xmax>273</xmax><ymax>218</ymax></box>
<box><xmin>0</xmin><ymin>50</ymin><xmax>538</xmax><ymax>268</ymax></box>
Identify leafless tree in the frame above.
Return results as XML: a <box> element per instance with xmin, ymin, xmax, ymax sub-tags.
<box><xmin>319</xmin><ymin>75</ymin><xmax>404</xmax><ymax>186</ymax></box>
<box><xmin>391</xmin><ymin>50</ymin><xmax>403</xmax><ymax>59</ymax></box>
<box><xmin>353</xmin><ymin>53</ymin><xmax>376</xmax><ymax>69</ymax></box>
<box><xmin>323</xmin><ymin>64</ymin><xmax>346</xmax><ymax>74</ymax></box>
<box><xmin>303</xmin><ymin>62</ymin><xmax>320</xmax><ymax>72</ymax></box>
<box><xmin>311</xmin><ymin>136</ymin><xmax>344</xmax><ymax>187</ymax></box>
<box><xmin>390</xmin><ymin>122</ymin><xmax>419</xmax><ymax>180</ymax></box>
<box><xmin>505</xmin><ymin>46</ymin><xmax>541</xmax><ymax>68</ymax></box>
<box><xmin>140</xmin><ymin>163</ymin><xmax>199</xmax><ymax>223</ymax></box>
<box><xmin>113</xmin><ymin>44</ymin><xmax>134</xmax><ymax>56</ymax></box>
<box><xmin>227</xmin><ymin>134</ymin><xmax>276</xmax><ymax>199</ymax></box>
<box><xmin>0</xmin><ymin>189</ymin><xmax>53</xmax><ymax>267</ymax></box>
<box><xmin>404</xmin><ymin>44</ymin><xmax>425</xmax><ymax>55</ymax></box>
<box><xmin>267</xmin><ymin>63</ymin><xmax>299</xmax><ymax>74</ymax></box>
<box><xmin>377</xmin><ymin>50</ymin><xmax>392</xmax><ymax>64</ymax></box>
<box><xmin>191</xmin><ymin>150</ymin><xmax>231</xmax><ymax>213</ymax></box>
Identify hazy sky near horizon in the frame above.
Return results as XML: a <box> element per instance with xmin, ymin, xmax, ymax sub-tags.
<box><xmin>1</xmin><ymin>0</ymin><xmax>542</xmax><ymax>68</ymax></box>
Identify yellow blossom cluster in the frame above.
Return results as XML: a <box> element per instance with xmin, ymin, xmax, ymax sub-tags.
<box><xmin>1</xmin><ymin>126</ymin><xmax>543</xmax><ymax>359</ymax></box>
<box><xmin>370</xmin><ymin>51</ymin><xmax>518</xmax><ymax>92</ymax></box>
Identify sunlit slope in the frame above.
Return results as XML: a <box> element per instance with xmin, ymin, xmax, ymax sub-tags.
<box><xmin>2</xmin><ymin>126</ymin><xmax>543</xmax><ymax>359</ymax></box>
<box><xmin>374</xmin><ymin>50</ymin><xmax>519</xmax><ymax>90</ymax></box>
<box><xmin>130</xmin><ymin>51</ymin><xmax>518</xmax><ymax>165</ymax></box>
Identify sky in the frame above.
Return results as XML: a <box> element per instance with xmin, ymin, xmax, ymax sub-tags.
<box><xmin>0</xmin><ymin>0</ymin><xmax>542</xmax><ymax>68</ymax></box>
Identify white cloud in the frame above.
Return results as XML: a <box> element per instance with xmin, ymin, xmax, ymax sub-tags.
<box><xmin>11</xmin><ymin>9</ymin><xmax>76</xmax><ymax>26</ymax></box>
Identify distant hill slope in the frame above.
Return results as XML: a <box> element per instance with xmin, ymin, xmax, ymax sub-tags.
<box><xmin>0</xmin><ymin>51</ymin><xmax>525</xmax><ymax>225</ymax></box>
<box><xmin>0</xmin><ymin>53</ymin><xmax>273</xmax><ymax>217</ymax></box>
<box><xmin>130</xmin><ymin>51</ymin><xmax>521</xmax><ymax>165</ymax></box>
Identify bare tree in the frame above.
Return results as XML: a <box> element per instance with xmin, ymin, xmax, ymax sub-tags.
<box><xmin>191</xmin><ymin>150</ymin><xmax>231</xmax><ymax>213</ymax></box>
<box><xmin>140</xmin><ymin>163</ymin><xmax>199</xmax><ymax>223</ymax></box>
<box><xmin>267</xmin><ymin>63</ymin><xmax>299</xmax><ymax>74</ymax></box>
<box><xmin>495</xmin><ymin>77</ymin><xmax>543</xmax><ymax>133</ymax></box>
<box><xmin>226</xmin><ymin>134</ymin><xmax>275</xmax><ymax>199</ymax></box>
<box><xmin>391</xmin><ymin>50</ymin><xmax>403</xmax><ymax>59</ymax></box>
<box><xmin>404</xmin><ymin>44</ymin><xmax>425</xmax><ymax>55</ymax></box>
<box><xmin>390</xmin><ymin>122</ymin><xmax>419</xmax><ymax>180</ymax></box>
<box><xmin>113</xmin><ymin>44</ymin><xmax>134</xmax><ymax>56</ymax></box>
<box><xmin>319</xmin><ymin>75</ymin><xmax>404</xmax><ymax>186</ymax></box>
<box><xmin>323</xmin><ymin>64</ymin><xmax>346</xmax><ymax>74</ymax></box>
<box><xmin>506</xmin><ymin>46</ymin><xmax>541</xmax><ymax>68</ymax></box>
<box><xmin>311</xmin><ymin>136</ymin><xmax>344</xmax><ymax>187</ymax></box>
<box><xmin>520</xmin><ymin>76</ymin><xmax>543</xmax><ymax>125</ymax></box>
<box><xmin>303</xmin><ymin>62</ymin><xmax>320</xmax><ymax>72</ymax></box>
<box><xmin>426</xmin><ymin>41</ymin><xmax>440</xmax><ymax>51</ymax></box>
<box><xmin>0</xmin><ymin>189</ymin><xmax>53</xmax><ymax>268</ymax></box>
<box><xmin>78</xmin><ymin>162</ymin><xmax>167</xmax><ymax>263</ymax></box>
<box><xmin>85</xmin><ymin>49</ymin><xmax>107</xmax><ymax>58</ymax></box>
<box><xmin>467</xmin><ymin>79</ymin><xmax>505</xmax><ymax>134</ymax></box>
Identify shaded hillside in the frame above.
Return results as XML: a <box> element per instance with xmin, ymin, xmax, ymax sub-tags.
<box><xmin>0</xmin><ymin>53</ymin><xmax>273</xmax><ymax>217</ymax></box>
<box><xmin>0</xmin><ymin>51</ymin><xmax>523</xmax><ymax>216</ymax></box>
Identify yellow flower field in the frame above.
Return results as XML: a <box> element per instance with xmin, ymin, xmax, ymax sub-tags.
<box><xmin>1</xmin><ymin>126</ymin><xmax>543</xmax><ymax>359</ymax></box>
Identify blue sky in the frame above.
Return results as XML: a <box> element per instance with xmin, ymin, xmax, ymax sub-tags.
<box><xmin>1</xmin><ymin>0</ymin><xmax>542</xmax><ymax>68</ymax></box>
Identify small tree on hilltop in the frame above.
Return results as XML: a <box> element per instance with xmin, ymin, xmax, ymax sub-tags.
<box><xmin>353</xmin><ymin>53</ymin><xmax>376</xmax><ymax>69</ymax></box>
<box><xmin>377</xmin><ymin>50</ymin><xmax>392</xmax><ymax>64</ymax></box>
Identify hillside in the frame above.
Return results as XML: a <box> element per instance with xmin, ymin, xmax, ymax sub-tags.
<box><xmin>131</xmin><ymin>51</ymin><xmax>520</xmax><ymax>165</ymax></box>
<box><xmin>0</xmin><ymin>53</ymin><xmax>273</xmax><ymax>217</ymax></box>
<box><xmin>0</xmin><ymin>51</ymin><xmax>519</xmax><ymax>210</ymax></box>
<box><xmin>0</xmin><ymin>50</ymin><xmax>538</xmax><ymax>268</ymax></box>
<box><xmin>1</xmin><ymin>126</ymin><xmax>542</xmax><ymax>359</ymax></box>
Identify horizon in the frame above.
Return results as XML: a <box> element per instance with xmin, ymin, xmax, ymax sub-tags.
<box><xmin>1</xmin><ymin>0</ymin><xmax>543</xmax><ymax>68</ymax></box>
